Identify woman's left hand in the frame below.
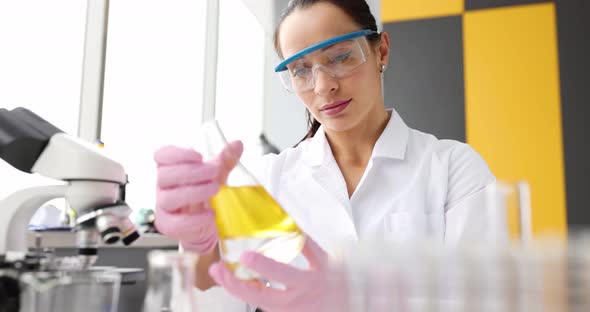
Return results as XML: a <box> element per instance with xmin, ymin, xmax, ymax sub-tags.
<box><xmin>208</xmin><ymin>237</ymin><xmax>347</xmax><ymax>312</ymax></box>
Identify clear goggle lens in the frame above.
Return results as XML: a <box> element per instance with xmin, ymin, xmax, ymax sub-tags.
<box><xmin>278</xmin><ymin>36</ymin><xmax>370</xmax><ymax>93</ymax></box>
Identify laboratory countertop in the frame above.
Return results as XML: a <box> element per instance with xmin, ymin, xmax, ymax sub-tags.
<box><xmin>27</xmin><ymin>231</ymin><xmax>178</xmax><ymax>249</ymax></box>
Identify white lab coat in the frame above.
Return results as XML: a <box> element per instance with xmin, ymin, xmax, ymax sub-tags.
<box><xmin>193</xmin><ymin>109</ymin><xmax>496</xmax><ymax>311</ymax></box>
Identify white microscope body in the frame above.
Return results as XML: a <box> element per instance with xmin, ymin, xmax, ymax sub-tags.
<box><xmin>0</xmin><ymin>108</ymin><xmax>139</xmax><ymax>266</ymax></box>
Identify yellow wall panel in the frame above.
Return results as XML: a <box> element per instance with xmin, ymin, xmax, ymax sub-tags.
<box><xmin>464</xmin><ymin>3</ymin><xmax>566</xmax><ymax>236</ymax></box>
<box><xmin>382</xmin><ymin>0</ymin><xmax>463</xmax><ymax>23</ymax></box>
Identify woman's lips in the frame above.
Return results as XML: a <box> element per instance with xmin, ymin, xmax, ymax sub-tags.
<box><xmin>320</xmin><ymin>99</ymin><xmax>352</xmax><ymax>117</ymax></box>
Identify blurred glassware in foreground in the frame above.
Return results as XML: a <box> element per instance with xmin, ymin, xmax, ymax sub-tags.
<box><xmin>142</xmin><ymin>250</ymin><xmax>198</xmax><ymax>312</ymax></box>
<box><xmin>341</xmin><ymin>232</ymin><xmax>590</xmax><ymax>312</ymax></box>
<box><xmin>19</xmin><ymin>269</ymin><xmax>121</xmax><ymax>312</ymax></box>
<box><xmin>484</xmin><ymin>180</ymin><xmax>532</xmax><ymax>242</ymax></box>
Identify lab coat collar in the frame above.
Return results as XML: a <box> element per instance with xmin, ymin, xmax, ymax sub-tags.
<box><xmin>303</xmin><ymin>109</ymin><xmax>409</xmax><ymax>166</ymax></box>
<box><xmin>372</xmin><ymin>109</ymin><xmax>409</xmax><ymax>160</ymax></box>
<box><xmin>303</xmin><ymin>126</ymin><xmax>329</xmax><ymax>167</ymax></box>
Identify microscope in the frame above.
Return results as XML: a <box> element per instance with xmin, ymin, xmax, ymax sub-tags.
<box><xmin>0</xmin><ymin>107</ymin><xmax>139</xmax><ymax>267</ymax></box>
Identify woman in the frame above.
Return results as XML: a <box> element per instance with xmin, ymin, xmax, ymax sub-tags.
<box><xmin>154</xmin><ymin>0</ymin><xmax>495</xmax><ymax>310</ymax></box>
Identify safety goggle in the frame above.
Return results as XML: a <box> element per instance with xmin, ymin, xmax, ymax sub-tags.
<box><xmin>275</xmin><ymin>29</ymin><xmax>379</xmax><ymax>93</ymax></box>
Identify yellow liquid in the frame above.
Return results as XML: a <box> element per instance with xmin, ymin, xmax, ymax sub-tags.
<box><xmin>210</xmin><ymin>185</ymin><xmax>305</xmax><ymax>278</ymax></box>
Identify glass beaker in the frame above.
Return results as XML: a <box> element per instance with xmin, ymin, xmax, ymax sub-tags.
<box><xmin>19</xmin><ymin>269</ymin><xmax>121</xmax><ymax>312</ymax></box>
<box><xmin>484</xmin><ymin>180</ymin><xmax>532</xmax><ymax>242</ymax></box>
<box><xmin>142</xmin><ymin>250</ymin><xmax>197</xmax><ymax>312</ymax></box>
<box><xmin>200</xmin><ymin>120</ymin><xmax>305</xmax><ymax>280</ymax></box>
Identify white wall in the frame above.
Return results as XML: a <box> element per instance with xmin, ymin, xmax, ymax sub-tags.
<box><xmin>0</xmin><ymin>0</ymin><xmax>87</xmax><ymax>201</ymax></box>
<box><xmin>101</xmin><ymin>0</ymin><xmax>268</xmax><ymax>211</ymax></box>
<box><xmin>215</xmin><ymin>0</ymin><xmax>265</xmax><ymax>149</ymax></box>
<box><xmin>100</xmin><ymin>0</ymin><xmax>208</xmax><ymax>211</ymax></box>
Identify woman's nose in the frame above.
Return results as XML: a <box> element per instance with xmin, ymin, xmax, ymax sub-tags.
<box><xmin>313</xmin><ymin>67</ymin><xmax>338</xmax><ymax>95</ymax></box>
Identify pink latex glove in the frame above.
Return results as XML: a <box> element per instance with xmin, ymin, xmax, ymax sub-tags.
<box><xmin>208</xmin><ymin>237</ymin><xmax>349</xmax><ymax>312</ymax></box>
<box><xmin>153</xmin><ymin>140</ymin><xmax>243</xmax><ymax>254</ymax></box>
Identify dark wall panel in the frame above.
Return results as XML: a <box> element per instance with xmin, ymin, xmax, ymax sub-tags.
<box><xmin>383</xmin><ymin>16</ymin><xmax>465</xmax><ymax>141</ymax></box>
<box><xmin>466</xmin><ymin>0</ymin><xmax>551</xmax><ymax>11</ymax></box>
<box><xmin>556</xmin><ymin>0</ymin><xmax>590</xmax><ymax>226</ymax></box>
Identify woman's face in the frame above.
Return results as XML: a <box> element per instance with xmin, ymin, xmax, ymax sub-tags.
<box><xmin>279</xmin><ymin>2</ymin><xmax>386</xmax><ymax>133</ymax></box>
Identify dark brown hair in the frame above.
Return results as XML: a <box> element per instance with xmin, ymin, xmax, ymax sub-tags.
<box><xmin>273</xmin><ymin>0</ymin><xmax>381</xmax><ymax>145</ymax></box>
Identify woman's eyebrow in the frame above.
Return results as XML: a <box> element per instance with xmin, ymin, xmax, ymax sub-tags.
<box><xmin>287</xmin><ymin>42</ymin><xmax>354</xmax><ymax>68</ymax></box>
<box><xmin>321</xmin><ymin>42</ymin><xmax>352</xmax><ymax>53</ymax></box>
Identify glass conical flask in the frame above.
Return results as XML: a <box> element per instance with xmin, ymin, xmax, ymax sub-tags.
<box><xmin>199</xmin><ymin>120</ymin><xmax>305</xmax><ymax>280</ymax></box>
<box><xmin>142</xmin><ymin>250</ymin><xmax>198</xmax><ymax>312</ymax></box>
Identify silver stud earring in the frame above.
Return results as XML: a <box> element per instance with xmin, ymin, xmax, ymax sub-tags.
<box><xmin>380</xmin><ymin>64</ymin><xmax>386</xmax><ymax>73</ymax></box>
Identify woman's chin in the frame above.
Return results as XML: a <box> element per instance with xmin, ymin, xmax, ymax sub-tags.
<box><xmin>321</xmin><ymin>118</ymin><xmax>357</xmax><ymax>134</ymax></box>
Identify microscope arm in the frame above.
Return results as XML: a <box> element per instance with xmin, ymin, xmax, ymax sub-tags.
<box><xmin>0</xmin><ymin>185</ymin><xmax>67</xmax><ymax>259</ymax></box>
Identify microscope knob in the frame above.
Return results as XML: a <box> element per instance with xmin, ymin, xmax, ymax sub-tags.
<box><xmin>122</xmin><ymin>231</ymin><xmax>139</xmax><ymax>246</ymax></box>
<box><xmin>101</xmin><ymin>227</ymin><xmax>121</xmax><ymax>245</ymax></box>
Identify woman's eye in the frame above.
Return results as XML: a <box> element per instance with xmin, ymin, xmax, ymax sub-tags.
<box><xmin>293</xmin><ymin>67</ymin><xmax>311</xmax><ymax>78</ymax></box>
<box><xmin>332</xmin><ymin>51</ymin><xmax>352</xmax><ymax>64</ymax></box>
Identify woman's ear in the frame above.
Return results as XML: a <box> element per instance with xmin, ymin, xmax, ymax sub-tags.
<box><xmin>377</xmin><ymin>31</ymin><xmax>391</xmax><ymax>68</ymax></box>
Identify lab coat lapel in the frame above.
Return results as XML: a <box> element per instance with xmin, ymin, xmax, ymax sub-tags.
<box><xmin>280</xmin><ymin>167</ymin><xmax>358</xmax><ymax>253</ymax></box>
<box><xmin>354</xmin><ymin>110</ymin><xmax>413</xmax><ymax>222</ymax></box>
<box><xmin>278</xmin><ymin>127</ymin><xmax>358</xmax><ymax>253</ymax></box>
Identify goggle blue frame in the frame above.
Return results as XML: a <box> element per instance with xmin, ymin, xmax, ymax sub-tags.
<box><xmin>274</xmin><ymin>29</ymin><xmax>379</xmax><ymax>73</ymax></box>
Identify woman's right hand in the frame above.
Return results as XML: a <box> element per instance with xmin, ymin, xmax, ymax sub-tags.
<box><xmin>153</xmin><ymin>140</ymin><xmax>243</xmax><ymax>254</ymax></box>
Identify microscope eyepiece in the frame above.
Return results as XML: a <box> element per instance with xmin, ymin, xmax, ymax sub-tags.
<box><xmin>0</xmin><ymin>107</ymin><xmax>63</xmax><ymax>173</ymax></box>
